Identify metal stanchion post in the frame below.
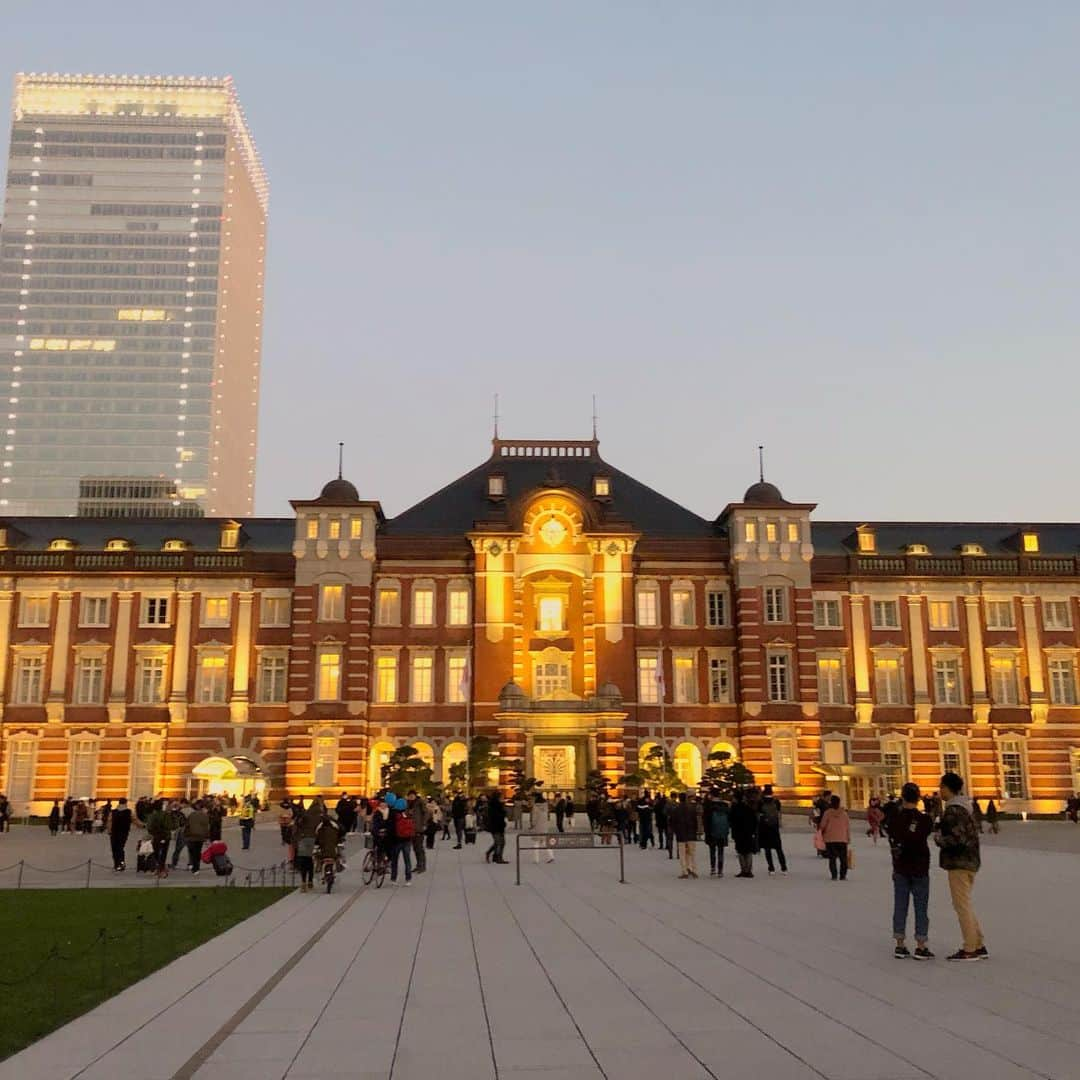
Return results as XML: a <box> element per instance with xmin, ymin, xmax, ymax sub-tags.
<box><xmin>16</xmin><ymin>859</ymin><xmax>23</xmax><ymax>889</ymax></box>
<box><xmin>99</xmin><ymin>928</ymin><xmax>107</xmax><ymax>991</ymax></box>
<box><xmin>86</xmin><ymin>859</ymin><xmax>92</xmax><ymax>889</ymax></box>
<box><xmin>136</xmin><ymin>915</ymin><xmax>145</xmax><ymax>969</ymax></box>
<box><xmin>619</xmin><ymin>835</ymin><xmax>625</xmax><ymax>883</ymax></box>
<box><xmin>515</xmin><ymin>834</ymin><xmax>521</xmax><ymax>886</ymax></box>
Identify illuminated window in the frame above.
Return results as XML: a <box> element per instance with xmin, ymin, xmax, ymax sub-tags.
<box><xmin>928</xmin><ymin>600</ymin><xmax>957</xmax><ymax>629</ymax></box>
<box><xmin>985</xmin><ymin>599</ymin><xmax>1015</xmax><ymax>630</ymax></box>
<box><xmin>765</xmin><ymin>522</ymin><xmax>778</xmax><ymax>543</ymax></box>
<box><xmin>377</xmin><ymin>586</ymin><xmax>400</xmax><ymax>625</ymax></box>
<box><xmin>1000</xmin><ymin>739</ymin><xmax>1026</xmax><ymax>798</ymax></box>
<box><xmin>488</xmin><ymin>475</ymin><xmax>505</xmax><ymax>498</ymax></box>
<box><xmin>764</xmin><ymin>586</ymin><xmax>787</xmax><ymax>624</ymax></box>
<box><xmin>673</xmin><ymin>743</ymin><xmax>702</xmax><ymax>787</ymax></box>
<box><xmin>1022</xmin><ymin>532</ymin><xmax>1039</xmax><ymax>553</ymax></box>
<box><xmin>1049</xmin><ymin>658</ymin><xmax>1078</xmax><ymax>705</ymax></box>
<box><xmin>327</xmin><ymin>519</ymin><xmax>341</xmax><ymax>540</ymax></box>
<box><xmin>92</xmin><ymin>340</ymin><xmax>116</xmax><ymax>351</ymax></box>
<box><xmin>319</xmin><ymin>584</ymin><xmax>344</xmax><ymax>622</ymax></box>
<box><xmin>636</xmin><ymin>585</ymin><xmax>659</xmax><ymax>627</ymax></box>
<box><xmin>593</xmin><ymin>476</ymin><xmax>611</xmax><ymax>497</ymax></box>
<box><xmin>219</xmin><ymin>523</ymin><xmax>239</xmax><ymax>550</ymax></box>
<box><xmin>990</xmin><ymin>656</ymin><xmax>1020</xmax><ymax>705</ymax></box>
<box><xmin>411</xmin><ymin>655</ymin><xmax>434</xmax><ymax>703</ymax></box>
<box><xmin>117</xmin><ymin>308</ymin><xmax>167</xmax><ymax>321</ymax></box>
<box><xmin>14</xmin><ymin>655</ymin><xmax>45</xmax><ymax>703</ymax></box>
<box><xmin>814</xmin><ymin>597</ymin><xmax>842</xmax><ymax>629</ymax></box>
<box><xmin>80</xmin><ymin>596</ymin><xmax>109</xmax><ymax>627</ymax></box>
<box><xmin>312</xmin><ymin>731</ymin><xmax>338</xmax><ymax>787</ymax></box>
<box><xmin>412</xmin><ymin>586</ymin><xmax>434</xmax><ymax>626</ymax></box>
<box><xmin>538</xmin><ymin>596</ymin><xmax>565</xmax><ymax>633</ymax></box>
<box><xmin>19</xmin><ymin>596</ymin><xmax>50</xmax><ymax>627</ymax></box>
<box><xmin>857</xmin><ymin>528</ymin><xmax>876</xmax><ymax>554</ymax></box>
<box><xmin>448</xmin><ymin>586</ymin><xmax>470</xmax><ymax>626</ymax></box>
<box><xmin>136</xmin><ymin>655</ymin><xmax>167</xmax><ymax>704</ymax></box>
<box><xmin>673</xmin><ymin>654</ymin><xmax>696</xmax><ymax>704</ymax></box>
<box><xmin>375</xmin><ymin>655</ymin><xmax>398</xmax><ymax>704</ymax></box>
<box><xmin>48</xmin><ymin>538</ymin><xmax>74</xmax><ymax>551</ymax></box>
<box><xmin>960</xmin><ymin>543</ymin><xmax>985</xmax><ymax>557</ymax></box>
<box><xmin>534</xmin><ymin>653</ymin><xmax>571</xmax><ymax>697</ymax></box>
<box><xmin>817</xmin><ymin>657</ymin><xmax>845</xmax><ymax>705</ymax></box>
<box><xmin>906</xmin><ymin>543</ymin><xmax>931</xmax><ymax>556</ymax></box>
<box><xmin>871</xmin><ymin>599</ymin><xmax>900</xmax><ymax>629</ymax></box>
<box><xmin>317</xmin><ymin>649</ymin><xmax>341</xmax><ymax>701</ymax></box>
<box><xmin>933</xmin><ymin>656</ymin><xmax>962</xmax><ymax>705</ymax></box>
<box><xmin>129</xmin><ymin>739</ymin><xmax>160</xmax><ymax>799</ymax></box>
<box><xmin>882</xmin><ymin>738</ymin><xmax>908</xmax><ymax>790</ymax></box>
<box><xmin>447</xmin><ymin>655</ymin><xmax>468</xmax><ymax>703</ymax></box>
<box><xmin>350</xmin><ymin>518</ymin><xmax>362</xmax><ymax>540</ymax></box>
<box><xmin>75</xmin><ymin>656</ymin><xmax>105</xmax><ymax>705</ymax></box>
<box><xmin>787</xmin><ymin>522</ymin><xmax>800</xmax><ymax>543</ymax></box>
<box><xmin>196</xmin><ymin>655</ymin><xmax>228</xmax><ymax>704</ymax></box>
<box><xmin>767</xmin><ymin>652</ymin><xmax>791</xmax><ymax>702</ymax></box>
<box><xmin>68</xmin><ymin>738</ymin><xmax>100</xmax><ymax>796</ymax></box>
<box><xmin>772</xmin><ymin>737</ymin><xmax>796</xmax><ymax>787</ymax></box>
<box><xmin>1044</xmin><ymin>599</ymin><xmax>1072</xmax><ymax>630</ymax></box>
<box><xmin>744</xmin><ymin>521</ymin><xmax>757</xmax><ymax>543</ymax></box>
<box><xmin>105</xmin><ymin>538</ymin><xmax>130</xmax><ymax>551</ymax></box>
<box><xmin>305</xmin><ymin>518</ymin><xmax>318</xmax><ymax>540</ymax></box>
<box><xmin>671</xmin><ymin>588</ymin><xmax>694</xmax><ymax>627</ymax></box>
<box><xmin>940</xmin><ymin>739</ymin><xmax>966</xmax><ymax>779</ymax></box>
<box><xmin>257</xmin><ymin>653</ymin><xmax>288</xmax><ymax>703</ymax></box>
<box><xmin>874</xmin><ymin>657</ymin><xmax>904</xmax><ymax>705</ymax></box>
<box><xmin>638</xmin><ymin>655</ymin><xmax>661</xmax><ymax>704</ymax></box>
<box><xmin>202</xmin><ymin>596</ymin><xmax>230</xmax><ymax>626</ymax></box>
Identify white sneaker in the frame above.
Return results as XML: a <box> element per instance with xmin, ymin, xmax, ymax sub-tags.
<box><xmin>404</xmin><ymin>879</ymin><xmax>413</xmax><ymax>887</ymax></box>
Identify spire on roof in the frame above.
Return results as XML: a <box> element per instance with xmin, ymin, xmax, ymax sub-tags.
<box><xmin>337</xmin><ymin>441</ymin><xmax>344</xmax><ymax>481</ymax></box>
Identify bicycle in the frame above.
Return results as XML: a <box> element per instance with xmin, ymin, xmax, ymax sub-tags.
<box><xmin>320</xmin><ymin>853</ymin><xmax>337</xmax><ymax>893</ymax></box>
<box><xmin>361</xmin><ymin>845</ymin><xmax>389</xmax><ymax>888</ymax></box>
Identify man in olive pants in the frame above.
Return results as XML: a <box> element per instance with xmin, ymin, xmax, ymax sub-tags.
<box><xmin>935</xmin><ymin>772</ymin><xmax>987</xmax><ymax>962</ymax></box>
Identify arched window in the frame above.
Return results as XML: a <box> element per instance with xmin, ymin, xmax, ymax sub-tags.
<box><xmin>709</xmin><ymin>740</ymin><xmax>738</xmax><ymax>762</ymax></box>
<box><xmin>441</xmin><ymin>741</ymin><xmax>468</xmax><ymax>783</ymax></box>
<box><xmin>411</xmin><ymin>741</ymin><xmax>435</xmax><ymax>772</ymax></box>
<box><xmin>367</xmin><ymin>739</ymin><xmax>395</xmax><ymax>794</ymax></box>
<box><xmin>673</xmin><ymin>742</ymin><xmax>702</xmax><ymax>787</ymax></box>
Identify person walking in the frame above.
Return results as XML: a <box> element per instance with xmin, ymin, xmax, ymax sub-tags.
<box><xmin>636</xmin><ymin>793</ymin><xmax>654</xmax><ymax>849</ymax></box>
<box><xmin>654</xmin><ymin>794</ymin><xmax>669</xmax><ymax>853</ymax></box>
<box><xmin>170</xmin><ymin>799</ymin><xmax>190</xmax><ymax>869</ymax></box>
<box><xmin>531</xmin><ymin>792</ymin><xmax>554</xmax><ymax>863</ymax></box>
<box><xmin>971</xmin><ymin>797</ymin><xmax>984</xmax><ymax>834</ymax></box>
<box><xmin>424</xmin><ymin>796</ymin><xmax>440</xmax><ymax>850</ymax></box>
<box><xmin>451</xmin><ymin>792</ymin><xmax>468</xmax><ymax>849</ymax></box>
<box><xmin>47</xmin><ymin>799</ymin><xmax>60</xmax><ymax>836</ymax></box>
<box><xmin>888</xmin><ymin>783</ymin><xmax>934</xmax><ymax>960</ymax></box>
<box><xmin>146</xmin><ymin>798</ymin><xmax>173</xmax><ymax>878</ymax></box>
<box><xmin>866</xmin><ymin>797</ymin><xmax>885</xmax><ymax>843</ymax></box>
<box><xmin>335</xmin><ymin>793</ymin><xmax>356</xmax><ymax>836</ymax></box>
<box><xmin>185</xmin><ymin>800</ymin><xmax>210</xmax><ymax>873</ymax></box>
<box><xmin>388</xmin><ymin>796</ymin><xmax>415</xmax><ymax>885</ymax></box>
<box><xmin>554</xmin><ymin>794</ymin><xmax>567</xmax><ymax>833</ymax></box>
<box><xmin>757</xmin><ymin>784</ymin><xmax>787</xmax><ymax>874</ymax></box>
<box><xmin>407</xmin><ymin>790</ymin><xmax>428</xmax><ymax>874</ymax></box>
<box><xmin>565</xmin><ymin>796</ymin><xmax>576</xmax><ymax>830</ymax></box>
<box><xmin>819</xmin><ymin>795</ymin><xmax>851</xmax><ymax>881</ymax></box>
<box><xmin>108</xmin><ymin>796</ymin><xmax>133</xmax><ymax>871</ymax></box>
<box><xmin>671</xmin><ymin>792</ymin><xmax>700</xmax><ymax>879</ymax></box>
<box><xmin>486</xmin><ymin>790</ymin><xmax>507</xmax><ymax>864</ymax></box>
<box><xmin>729</xmin><ymin>790</ymin><xmax>758</xmax><ymax>878</ymax></box>
<box><xmin>703</xmin><ymin>793</ymin><xmax>730</xmax><ymax>877</ymax></box>
<box><xmin>294</xmin><ymin>799</ymin><xmax>322</xmax><ymax>891</ymax></box>
<box><xmin>239</xmin><ymin>796</ymin><xmax>255</xmax><ymax>850</ymax></box>
<box><xmin>935</xmin><ymin>772</ymin><xmax>987</xmax><ymax>961</ymax></box>
<box><xmin>985</xmin><ymin>799</ymin><xmax>1000</xmax><ymax>835</ymax></box>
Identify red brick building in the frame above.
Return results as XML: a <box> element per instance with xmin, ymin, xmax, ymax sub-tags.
<box><xmin>2</xmin><ymin>435</ymin><xmax>1079</xmax><ymax>813</ymax></box>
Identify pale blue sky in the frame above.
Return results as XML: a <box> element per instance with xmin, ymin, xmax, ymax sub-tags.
<box><xmin>3</xmin><ymin>3</ymin><xmax>1078</xmax><ymax>521</ymax></box>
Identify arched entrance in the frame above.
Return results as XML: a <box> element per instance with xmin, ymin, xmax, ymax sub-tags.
<box><xmin>189</xmin><ymin>755</ymin><xmax>266</xmax><ymax>800</ymax></box>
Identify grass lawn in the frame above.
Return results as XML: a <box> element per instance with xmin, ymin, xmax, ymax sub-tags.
<box><xmin>0</xmin><ymin>886</ymin><xmax>290</xmax><ymax>1060</ymax></box>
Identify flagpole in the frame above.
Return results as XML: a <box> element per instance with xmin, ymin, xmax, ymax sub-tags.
<box><xmin>465</xmin><ymin>638</ymin><xmax>473</xmax><ymax>795</ymax></box>
<box><xmin>659</xmin><ymin>638</ymin><xmax>666</xmax><ymax>772</ymax></box>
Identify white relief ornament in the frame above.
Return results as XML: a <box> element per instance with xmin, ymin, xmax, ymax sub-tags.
<box><xmin>540</xmin><ymin>516</ymin><xmax>567</xmax><ymax>547</ymax></box>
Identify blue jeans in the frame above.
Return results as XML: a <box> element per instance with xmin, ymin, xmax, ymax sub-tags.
<box><xmin>240</xmin><ymin>823</ymin><xmax>253</xmax><ymax>850</ymax></box>
<box><xmin>391</xmin><ymin>840</ymin><xmax>413</xmax><ymax>882</ymax></box>
<box><xmin>892</xmin><ymin>872</ymin><xmax>929</xmax><ymax>942</ymax></box>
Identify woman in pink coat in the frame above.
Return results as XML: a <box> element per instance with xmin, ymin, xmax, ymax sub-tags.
<box><xmin>819</xmin><ymin>796</ymin><xmax>851</xmax><ymax>881</ymax></box>
<box><xmin>866</xmin><ymin>797</ymin><xmax>885</xmax><ymax>842</ymax></box>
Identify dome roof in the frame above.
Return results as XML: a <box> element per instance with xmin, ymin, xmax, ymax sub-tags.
<box><xmin>742</xmin><ymin>480</ymin><xmax>786</xmax><ymax>505</ymax></box>
<box><xmin>317</xmin><ymin>477</ymin><xmax>361</xmax><ymax>504</ymax></box>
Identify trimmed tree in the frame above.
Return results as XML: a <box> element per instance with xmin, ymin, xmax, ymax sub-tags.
<box><xmin>702</xmin><ymin>750</ymin><xmax>755</xmax><ymax>799</ymax></box>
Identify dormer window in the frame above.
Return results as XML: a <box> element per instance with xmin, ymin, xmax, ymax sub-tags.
<box><xmin>1022</xmin><ymin>532</ymin><xmax>1039</xmax><ymax>554</ymax></box>
<box><xmin>744</xmin><ymin>521</ymin><xmax>757</xmax><ymax>543</ymax></box>
<box><xmin>48</xmin><ymin>538</ymin><xmax>75</xmax><ymax>551</ymax></box>
<box><xmin>219</xmin><ymin>522</ymin><xmax>240</xmax><ymax>550</ymax></box>
<box><xmin>162</xmin><ymin>539</ymin><xmax>188</xmax><ymax>552</ymax></box>
<box><xmin>905</xmin><ymin>543</ymin><xmax>930</xmax><ymax>556</ymax></box>
<box><xmin>350</xmin><ymin>518</ymin><xmax>362</xmax><ymax>540</ymax></box>
<box><xmin>765</xmin><ymin>522</ymin><xmax>778</xmax><ymax>543</ymax></box>
<box><xmin>305</xmin><ymin>518</ymin><xmax>318</xmax><ymax>540</ymax></box>
<box><xmin>960</xmin><ymin>543</ymin><xmax>986</xmax><ymax>557</ymax></box>
<box><xmin>856</xmin><ymin>526</ymin><xmax>876</xmax><ymax>554</ymax></box>
<box><xmin>105</xmin><ymin>538</ymin><xmax>131</xmax><ymax>552</ymax></box>
<box><xmin>488</xmin><ymin>474</ymin><xmax>505</xmax><ymax>499</ymax></box>
<box><xmin>786</xmin><ymin>522</ymin><xmax>799</xmax><ymax>543</ymax></box>
<box><xmin>593</xmin><ymin>476</ymin><xmax>611</xmax><ymax>498</ymax></box>
<box><xmin>327</xmin><ymin>519</ymin><xmax>341</xmax><ymax>540</ymax></box>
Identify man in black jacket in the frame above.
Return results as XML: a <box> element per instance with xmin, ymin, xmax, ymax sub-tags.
<box><xmin>451</xmin><ymin>793</ymin><xmax>468</xmax><ymax>849</ymax></box>
<box><xmin>889</xmin><ymin>782</ymin><xmax>933</xmax><ymax>960</ymax></box>
<box><xmin>485</xmin><ymin>791</ymin><xmax>508</xmax><ymax>863</ymax></box>
<box><xmin>108</xmin><ymin>797</ymin><xmax>132</xmax><ymax>871</ymax></box>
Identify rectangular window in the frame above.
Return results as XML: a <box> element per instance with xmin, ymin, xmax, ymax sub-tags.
<box><xmin>142</xmin><ymin>596</ymin><xmax>169</xmax><ymax>626</ymax></box>
<box><xmin>447</xmin><ymin>587</ymin><xmax>470</xmax><ymax>626</ymax></box>
<box><xmin>1000</xmin><ymin>741</ymin><xmax>1026</xmax><ymax>798</ymax></box>
<box><xmin>538</xmin><ymin>596</ymin><xmax>565</xmax><ymax>633</ymax></box>
<box><xmin>69</xmin><ymin>740</ymin><xmax>99</xmax><ymax>796</ymax></box>
<box><xmin>317</xmin><ymin>650</ymin><xmax>342</xmax><ymax>701</ymax></box>
<box><xmin>813</xmin><ymin>598</ymin><xmax>842</xmax><ymax>629</ymax></box>
<box><xmin>534</xmin><ymin>657</ymin><xmax>571</xmax><ymax>697</ymax></box>
<box><xmin>129</xmin><ymin>741</ymin><xmax>159</xmax><ymax>799</ymax></box>
<box><xmin>882</xmin><ymin>740</ymin><xmax>907</xmax><ymax>791</ymax></box>
<box><xmin>313</xmin><ymin>735</ymin><xmax>337</xmax><ymax>788</ymax></box>
<box><xmin>706</xmin><ymin>590</ymin><xmax>728</xmax><ymax>628</ymax></box>
<box><xmin>328</xmin><ymin>519</ymin><xmax>341</xmax><ymax>540</ymax></box>
<box><xmin>412</xmin><ymin>587</ymin><xmax>435</xmax><ymax>626</ymax></box>
<box><xmin>708</xmin><ymin>657</ymin><xmax>730</xmax><ymax>703</ymax></box>
<box><xmin>202</xmin><ymin>596</ymin><xmax>230</xmax><ymax>626</ymax></box>
<box><xmin>817</xmin><ymin>657</ymin><xmax>845</xmax><ymax>705</ymax></box>
<box><xmin>787</xmin><ymin>522</ymin><xmax>800</xmax><ymax>543</ymax></box>
<box><xmin>673</xmin><ymin>655</ymin><xmax>696</xmax><ymax>704</ymax></box>
<box><xmin>990</xmin><ymin>656</ymin><xmax>1020</xmax><ymax>705</ymax></box>
<box><xmin>8</xmin><ymin>739</ymin><xmax>34</xmax><ymax>805</ymax></box>
<box><xmin>671</xmin><ymin>588</ymin><xmax>694</xmax><ymax>627</ymax></box>
<box><xmin>927</xmin><ymin>600</ymin><xmax>957</xmax><ymax>630</ymax></box>
<box><xmin>19</xmin><ymin>596</ymin><xmax>50</xmax><ymax>626</ymax></box>
<box><xmin>767</xmin><ymin>653</ymin><xmax>791</xmax><ymax>702</ymax></box>
<box><xmin>764</xmin><ymin>586</ymin><xmax>787</xmax><ymax>624</ymax></box>
<box><xmin>871</xmin><ymin>600</ymin><xmax>900</xmax><ymax>630</ymax></box>
<box><xmin>320</xmin><ymin>584</ymin><xmax>345</xmax><ymax>622</ymax></box>
<box><xmin>1044</xmin><ymin>599</ymin><xmax>1072</xmax><ymax>630</ymax></box>
<box><xmin>75</xmin><ymin>656</ymin><xmax>105</xmax><ymax>705</ymax></box>
<box><xmin>136</xmin><ymin>655</ymin><xmax>167</xmax><ymax>704</ymax></box>
<box><xmin>985</xmin><ymin>599</ymin><xmax>1015</xmax><ymax>630</ymax></box>
<box><xmin>772</xmin><ymin>738</ymin><xmax>796</xmax><ymax>787</ymax></box>
<box><xmin>447</xmin><ymin>656</ymin><xmax>468</xmax><ymax>703</ymax></box>
<box><xmin>874</xmin><ymin>657</ymin><xmax>903</xmax><ymax>704</ymax></box>
<box><xmin>638</xmin><ymin>655</ymin><xmax>660</xmax><ymax>704</ymax></box>
<box><xmin>79</xmin><ymin>596</ymin><xmax>109</xmax><ymax>627</ymax></box>
<box><xmin>636</xmin><ymin>588</ymin><xmax>659</xmax><ymax>627</ymax></box>
<box><xmin>933</xmin><ymin>657</ymin><xmax>962</xmax><ymax>705</ymax></box>
<box><xmin>306</xmin><ymin>518</ymin><xmax>319</xmax><ymax>540</ymax></box>
<box><xmin>941</xmin><ymin>740</ymin><xmax>964</xmax><ymax>779</ymax></box>
<box><xmin>765</xmin><ymin>522</ymin><xmax>778</xmax><ymax>543</ymax></box>
<box><xmin>411</xmin><ymin>655</ymin><xmax>434</xmax><ymax>703</ymax></box>
<box><xmin>377</xmin><ymin>587</ymin><xmax>400</xmax><ymax>626</ymax></box>
<box><xmin>196</xmin><ymin>656</ymin><xmax>228</xmax><ymax>704</ymax></box>
<box><xmin>258</xmin><ymin>654</ymin><xmax>288</xmax><ymax>703</ymax></box>
<box><xmin>14</xmin><ymin>656</ymin><xmax>44</xmax><ymax>704</ymax></box>
<box><xmin>744</xmin><ymin>521</ymin><xmax>757</xmax><ymax>543</ymax></box>
<box><xmin>350</xmin><ymin>518</ymin><xmax>363</xmax><ymax>540</ymax></box>
<box><xmin>375</xmin><ymin>655</ymin><xmax>398</xmax><ymax>704</ymax></box>
<box><xmin>260</xmin><ymin>594</ymin><xmax>291</xmax><ymax>627</ymax></box>
<box><xmin>1049</xmin><ymin>658</ymin><xmax>1078</xmax><ymax>706</ymax></box>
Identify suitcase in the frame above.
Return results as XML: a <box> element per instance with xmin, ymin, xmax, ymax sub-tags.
<box><xmin>211</xmin><ymin>853</ymin><xmax>233</xmax><ymax>877</ymax></box>
<box><xmin>464</xmin><ymin>828</ymin><xmax>477</xmax><ymax>845</ymax></box>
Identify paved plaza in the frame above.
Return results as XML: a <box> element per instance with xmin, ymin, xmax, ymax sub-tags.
<box><xmin>3</xmin><ymin>819</ymin><xmax>1080</xmax><ymax>1080</ymax></box>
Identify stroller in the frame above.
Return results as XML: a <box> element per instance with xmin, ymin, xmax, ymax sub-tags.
<box><xmin>464</xmin><ymin>811</ymin><xmax>477</xmax><ymax>845</ymax></box>
<box><xmin>201</xmin><ymin>840</ymin><xmax>233</xmax><ymax>877</ymax></box>
<box><xmin>135</xmin><ymin>838</ymin><xmax>155</xmax><ymax>873</ymax></box>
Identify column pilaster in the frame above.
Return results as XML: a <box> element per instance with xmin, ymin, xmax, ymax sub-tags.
<box><xmin>1020</xmin><ymin>596</ymin><xmax>1047</xmax><ymax>723</ymax></box>
<box><xmin>46</xmin><ymin>592</ymin><xmax>73</xmax><ymax>723</ymax></box>
<box><xmin>230</xmin><ymin>591</ymin><xmax>254</xmax><ymax>723</ymax></box>
<box><xmin>849</xmin><ymin>594</ymin><xmax>873</xmax><ymax>724</ymax></box>
<box><xmin>906</xmin><ymin>596</ymin><xmax>931</xmax><ymax>723</ymax></box>
<box><xmin>963</xmin><ymin>596</ymin><xmax>990</xmax><ymax>724</ymax></box>
<box><xmin>108</xmin><ymin>591</ymin><xmax>134</xmax><ymax>723</ymax></box>
<box><xmin>169</xmin><ymin>591</ymin><xmax>194</xmax><ymax>724</ymax></box>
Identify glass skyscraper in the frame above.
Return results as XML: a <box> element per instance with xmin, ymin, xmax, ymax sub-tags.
<box><xmin>0</xmin><ymin>74</ymin><xmax>267</xmax><ymax>516</ymax></box>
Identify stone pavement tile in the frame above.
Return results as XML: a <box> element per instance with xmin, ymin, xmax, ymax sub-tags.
<box><xmin>207</xmin><ymin>1030</ymin><xmax>309</xmax><ymax>1063</ymax></box>
<box><xmin>589</xmin><ymin>1043</ymin><xmax>714</xmax><ymax>1079</ymax></box>
<box><xmin>234</xmin><ymin>1006</ymin><xmax>323</xmax><ymax>1033</ymax></box>
<box><xmin>491</xmin><ymin>1035</ymin><xmax>598</xmax><ymax>1069</ymax></box>
<box><xmin>498</xmin><ymin>1069</ymin><xmax>605</xmax><ymax>1080</ymax></box>
<box><xmin>193</xmin><ymin>1062</ymin><xmax>290</xmax><ymax>1080</ymax></box>
<box><xmin>678</xmin><ymin>1031</ymin><xmax>824</xmax><ymax>1080</ymax></box>
<box><xmin>287</xmin><ymin>1036</ymin><xmax>398</xmax><ymax>1077</ymax></box>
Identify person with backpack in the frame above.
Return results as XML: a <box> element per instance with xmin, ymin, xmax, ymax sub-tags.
<box><xmin>888</xmin><ymin>782</ymin><xmax>934</xmax><ymax>960</ymax></box>
<box><xmin>729</xmin><ymin>790</ymin><xmax>758</xmax><ymax>878</ymax></box>
<box><xmin>184</xmin><ymin>800</ymin><xmax>210</xmax><ymax>873</ymax></box>
<box><xmin>757</xmin><ymin>784</ymin><xmax>787</xmax><ymax>874</ymax></box>
<box><xmin>388</xmin><ymin>795</ymin><xmax>414</xmax><ymax>885</ymax></box>
<box><xmin>406</xmin><ymin>790</ymin><xmax>428</xmax><ymax>873</ymax></box>
<box><xmin>703</xmin><ymin>792</ymin><xmax>730</xmax><ymax>877</ymax></box>
<box><xmin>934</xmin><ymin>772</ymin><xmax>987</xmax><ymax>961</ymax></box>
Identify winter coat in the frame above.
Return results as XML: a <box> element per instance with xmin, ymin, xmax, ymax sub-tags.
<box><xmin>669</xmin><ymin>801</ymin><xmax>699</xmax><ymax>843</ymax></box>
<box><xmin>819</xmin><ymin>808</ymin><xmax>851</xmax><ymax>845</ymax></box>
<box><xmin>729</xmin><ymin>801</ymin><xmax>758</xmax><ymax>854</ymax></box>
<box><xmin>185</xmin><ymin>808</ymin><xmax>210</xmax><ymax>842</ymax></box>
<box><xmin>936</xmin><ymin>795</ymin><xmax>981</xmax><ymax>872</ymax></box>
<box><xmin>487</xmin><ymin>797</ymin><xmax>507</xmax><ymax>833</ymax></box>
<box><xmin>703</xmin><ymin>800</ymin><xmax>730</xmax><ymax>844</ymax></box>
<box><xmin>888</xmin><ymin>806</ymin><xmax>931</xmax><ymax>877</ymax></box>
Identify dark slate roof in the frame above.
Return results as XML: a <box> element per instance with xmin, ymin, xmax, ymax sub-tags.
<box><xmin>383</xmin><ymin>441</ymin><xmax>717</xmax><ymax>538</ymax></box>
<box><xmin>742</xmin><ymin>480</ymin><xmax>787</xmax><ymax>505</ymax></box>
<box><xmin>0</xmin><ymin>517</ymin><xmax>296</xmax><ymax>552</ymax></box>
<box><xmin>811</xmin><ymin>521</ymin><xmax>1080</xmax><ymax>557</ymax></box>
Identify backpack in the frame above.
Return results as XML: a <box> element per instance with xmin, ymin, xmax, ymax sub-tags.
<box><xmin>760</xmin><ymin>799</ymin><xmax>780</xmax><ymax>828</ymax></box>
<box><xmin>394</xmin><ymin>813</ymin><xmax>416</xmax><ymax>840</ymax></box>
